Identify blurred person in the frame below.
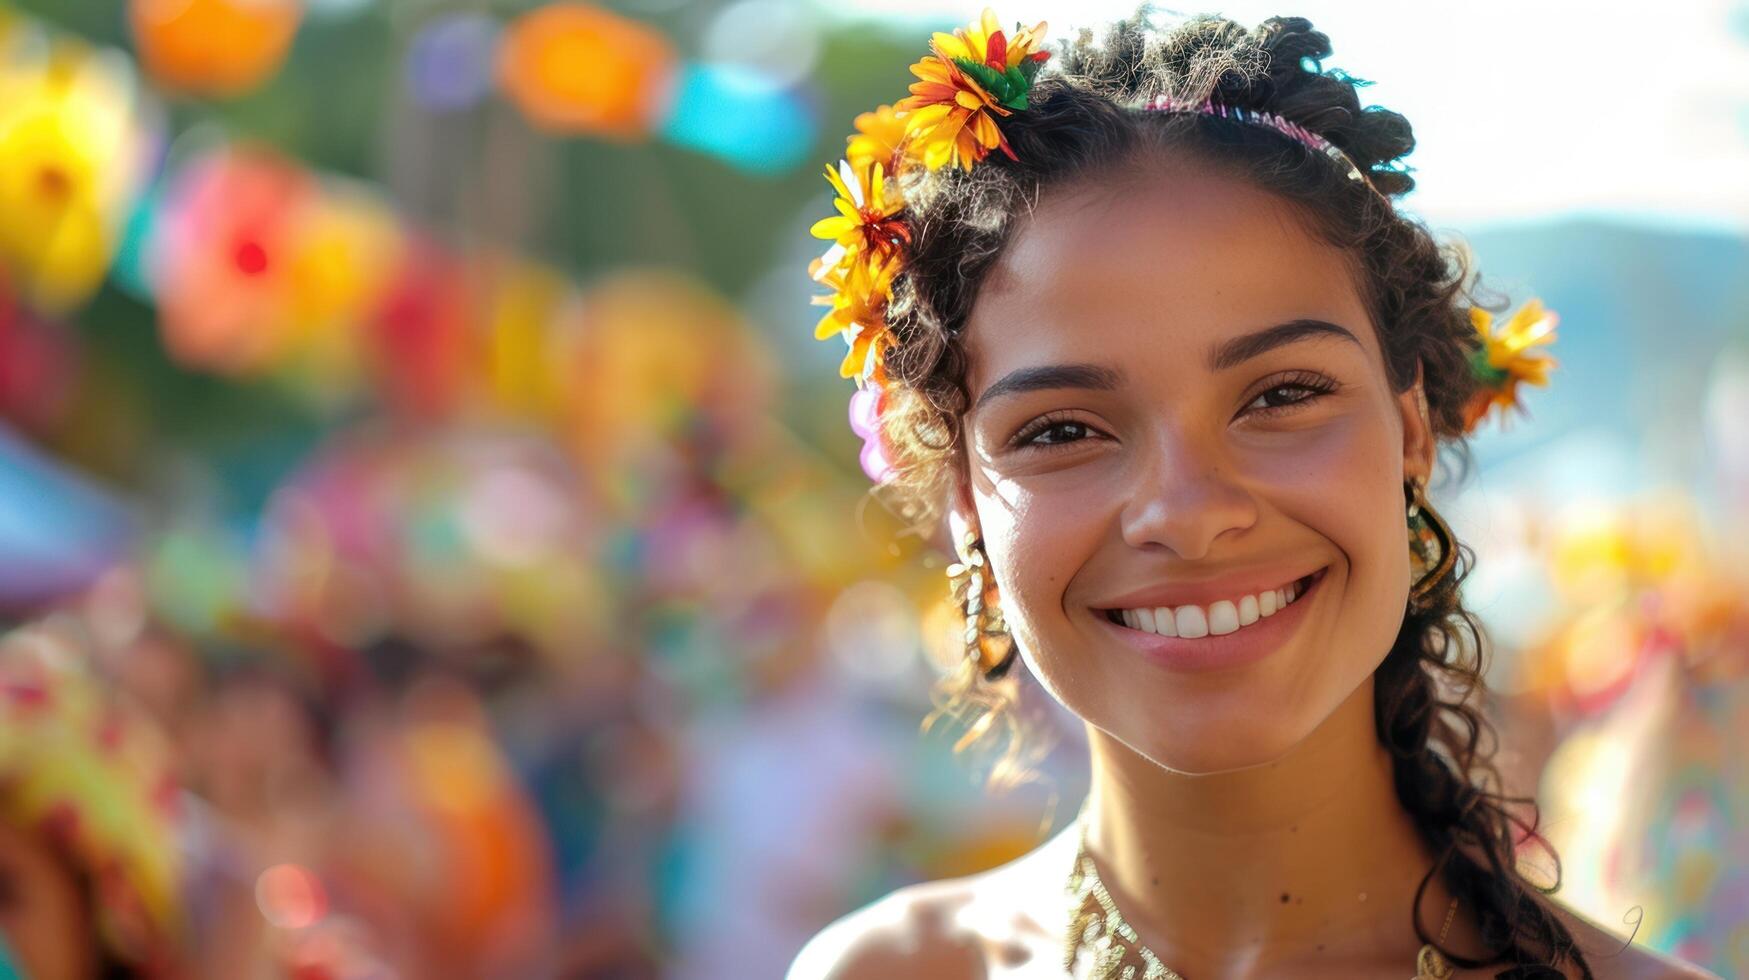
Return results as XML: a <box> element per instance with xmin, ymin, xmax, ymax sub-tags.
<box><xmin>176</xmin><ymin>661</ymin><xmax>342</xmax><ymax>979</ymax></box>
<box><xmin>0</xmin><ymin>615</ymin><xmax>187</xmax><ymax>979</ymax></box>
<box><xmin>667</xmin><ymin>640</ymin><xmax>904</xmax><ymax>980</ymax></box>
<box><xmin>790</xmin><ymin>9</ymin><xmax>1718</xmax><ymax>980</ymax></box>
<box><xmin>325</xmin><ymin>666</ymin><xmax>560</xmax><ymax>979</ymax></box>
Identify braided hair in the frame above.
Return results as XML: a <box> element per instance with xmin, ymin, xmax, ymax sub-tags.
<box><xmin>883</xmin><ymin>11</ymin><xmax>1602</xmax><ymax>976</ymax></box>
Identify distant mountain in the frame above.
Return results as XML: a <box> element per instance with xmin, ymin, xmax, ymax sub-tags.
<box><xmin>1451</xmin><ymin>218</ymin><xmax>1748</xmax><ymax>491</ymax></box>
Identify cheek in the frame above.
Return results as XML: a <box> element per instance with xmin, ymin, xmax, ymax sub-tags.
<box><xmin>972</xmin><ymin>479</ymin><xmax>1102</xmax><ymax>633</ymax></box>
<box><xmin>1288</xmin><ymin>411</ymin><xmax>1413</xmax><ymax>635</ymax></box>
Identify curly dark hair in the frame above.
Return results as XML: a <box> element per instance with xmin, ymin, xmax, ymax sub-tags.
<box><xmin>867</xmin><ymin>9</ymin><xmax>1615</xmax><ymax>977</ymax></box>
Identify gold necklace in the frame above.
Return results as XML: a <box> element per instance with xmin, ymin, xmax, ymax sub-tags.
<box><xmin>1062</xmin><ymin>809</ymin><xmax>1460</xmax><ymax>980</ymax></box>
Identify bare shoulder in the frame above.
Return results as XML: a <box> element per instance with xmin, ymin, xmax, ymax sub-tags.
<box><xmin>787</xmin><ymin>824</ymin><xmax>1077</xmax><ymax>980</ymax></box>
<box><xmin>784</xmin><ymin>876</ymin><xmax>986</xmax><ymax>980</ymax></box>
<box><xmin>1539</xmin><ymin>897</ymin><xmax>1722</xmax><ymax>980</ymax></box>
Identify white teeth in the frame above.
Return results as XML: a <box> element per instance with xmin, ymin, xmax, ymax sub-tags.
<box><xmin>1112</xmin><ymin>571</ymin><xmax>1319</xmax><ymax>638</ymax></box>
<box><xmin>1174</xmin><ymin>605</ymin><xmax>1208</xmax><ymax>638</ymax></box>
<box><xmin>1154</xmin><ymin>607</ymin><xmax>1176</xmax><ymax>637</ymax></box>
<box><xmin>1135</xmin><ymin>607</ymin><xmax>1156</xmax><ymax>633</ymax></box>
<box><xmin>1207</xmin><ymin>600</ymin><xmax>1239</xmax><ymax>635</ymax></box>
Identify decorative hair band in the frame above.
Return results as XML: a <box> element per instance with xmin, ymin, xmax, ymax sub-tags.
<box><xmin>1142</xmin><ymin>93</ymin><xmax>1390</xmax><ymax>206</ymax></box>
<box><xmin>811</xmin><ymin>8</ymin><xmax>1560</xmax><ymax>484</ymax></box>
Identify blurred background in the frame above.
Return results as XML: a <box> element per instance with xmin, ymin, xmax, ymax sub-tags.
<box><xmin>0</xmin><ymin>0</ymin><xmax>1744</xmax><ymax>977</ymax></box>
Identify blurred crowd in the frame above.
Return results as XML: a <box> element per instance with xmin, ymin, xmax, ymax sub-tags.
<box><xmin>1</xmin><ymin>0</ymin><xmax>1746</xmax><ymax>977</ymax></box>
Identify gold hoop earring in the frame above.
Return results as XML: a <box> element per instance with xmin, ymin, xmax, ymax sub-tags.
<box><xmin>1406</xmin><ymin>475</ymin><xmax>1456</xmax><ymax>612</ymax></box>
<box><xmin>946</xmin><ymin>530</ymin><xmax>1017</xmax><ymax>679</ymax></box>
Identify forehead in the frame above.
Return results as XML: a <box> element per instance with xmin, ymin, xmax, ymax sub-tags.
<box><xmin>963</xmin><ymin>166</ymin><xmax>1376</xmax><ymax>389</ymax></box>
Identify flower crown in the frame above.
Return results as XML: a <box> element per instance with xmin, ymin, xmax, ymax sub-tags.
<box><xmin>810</xmin><ymin>9</ymin><xmax>1560</xmax><ymax>482</ymax></box>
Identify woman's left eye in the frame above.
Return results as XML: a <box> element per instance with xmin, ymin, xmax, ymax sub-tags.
<box><xmin>1244</xmin><ymin>375</ymin><xmax>1339</xmax><ymax>417</ymax></box>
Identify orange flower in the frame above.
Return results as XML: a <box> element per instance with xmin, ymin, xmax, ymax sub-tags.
<box><xmin>894</xmin><ymin>8</ymin><xmax>1049</xmax><ymax>171</ymax></box>
<box><xmin>845</xmin><ymin>104</ymin><xmax>908</xmax><ymax>174</ymax></box>
<box><xmin>809</xmin><ymin>158</ymin><xmax>909</xmax><ymax>284</ymax></box>
<box><xmin>1462</xmin><ymin>298</ymin><xmax>1559</xmax><ymax>432</ymax></box>
<box><xmin>810</xmin><ymin>250</ymin><xmax>897</xmax><ymax>384</ymax></box>
<box><xmin>498</xmin><ymin>2</ymin><xmax>677</xmax><ymax>137</ymax></box>
<box><xmin>130</xmin><ymin>0</ymin><xmax>302</xmax><ymax>98</ymax></box>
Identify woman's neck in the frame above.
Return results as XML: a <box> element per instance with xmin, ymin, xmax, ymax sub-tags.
<box><xmin>1079</xmin><ymin>675</ymin><xmax>1479</xmax><ymax>977</ymax></box>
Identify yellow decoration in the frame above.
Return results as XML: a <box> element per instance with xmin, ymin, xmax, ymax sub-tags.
<box><xmin>845</xmin><ymin>103</ymin><xmax>907</xmax><ymax>173</ymax></box>
<box><xmin>561</xmin><ymin>270</ymin><xmax>776</xmax><ymax>497</ymax></box>
<box><xmin>808</xmin><ymin>9</ymin><xmax>1051</xmax><ymax>387</ymax></box>
<box><xmin>0</xmin><ymin>28</ymin><xmax>153</xmax><ymax>313</ymax></box>
<box><xmin>1463</xmin><ymin>297</ymin><xmax>1559</xmax><ymax>432</ymax></box>
<box><xmin>894</xmin><ymin>8</ymin><xmax>1049</xmax><ymax>171</ymax></box>
<box><xmin>481</xmin><ymin>257</ymin><xmax>572</xmax><ymax>419</ymax></box>
<box><xmin>275</xmin><ymin>183</ymin><xmax>403</xmax><ymax>404</ymax></box>
<box><xmin>809</xmin><ymin>158</ymin><xmax>909</xmax><ymax>276</ymax></box>
<box><xmin>810</xmin><ymin>249</ymin><xmax>897</xmax><ymax>384</ymax></box>
<box><xmin>808</xmin><ymin>159</ymin><xmax>909</xmax><ymax>384</ymax></box>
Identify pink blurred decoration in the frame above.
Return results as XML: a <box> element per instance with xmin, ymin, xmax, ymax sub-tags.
<box><xmin>149</xmin><ymin>146</ymin><xmax>317</xmax><ymax>374</ymax></box>
<box><xmin>847</xmin><ymin>386</ymin><xmax>893</xmax><ymax>484</ymax></box>
<box><xmin>0</xmin><ymin>281</ymin><xmax>80</xmax><ymax>435</ymax></box>
<box><xmin>366</xmin><ymin>239</ymin><xmax>475</xmax><ymax>420</ymax></box>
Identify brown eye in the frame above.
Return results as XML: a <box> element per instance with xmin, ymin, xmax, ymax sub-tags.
<box><xmin>1029</xmin><ymin>420</ymin><xmax>1091</xmax><ymax>445</ymax></box>
<box><xmin>1010</xmin><ymin>412</ymin><xmax>1102</xmax><ymax>450</ymax></box>
<box><xmin>1245</xmin><ymin>373</ymin><xmax>1339</xmax><ymax>418</ymax></box>
<box><xmin>1251</xmin><ymin>384</ymin><xmax>1316</xmax><ymax>411</ymax></box>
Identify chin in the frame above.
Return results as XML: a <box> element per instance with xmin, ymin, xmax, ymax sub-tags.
<box><xmin>1138</xmin><ymin>719</ymin><xmax>1311</xmax><ymax>775</ymax></box>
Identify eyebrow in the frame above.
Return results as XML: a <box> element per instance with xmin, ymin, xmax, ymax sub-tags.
<box><xmin>1207</xmin><ymin>318</ymin><xmax>1361</xmax><ymax>371</ymax></box>
<box><xmin>972</xmin><ymin>363</ymin><xmax>1123</xmax><ymax>412</ymax></box>
<box><xmin>971</xmin><ymin>319</ymin><xmax>1361</xmax><ymax>411</ymax></box>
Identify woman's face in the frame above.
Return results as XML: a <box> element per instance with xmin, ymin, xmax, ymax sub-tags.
<box><xmin>957</xmin><ymin>164</ymin><xmax>1434</xmax><ymax>774</ymax></box>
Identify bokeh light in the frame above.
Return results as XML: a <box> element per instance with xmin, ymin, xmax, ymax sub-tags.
<box><xmin>129</xmin><ymin>0</ymin><xmax>303</xmax><ymax>98</ymax></box>
<box><xmin>405</xmin><ymin>13</ymin><xmax>498</xmax><ymax>113</ymax></box>
<box><xmin>497</xmin><ymin>2</ymin><xmax>677</xmax><ymax>138</ymax></box>
<box><xmin>660</xmin><ymin>61</ymin><xmax>816</xmax><ymax>175</ymax></box>
<box><xmin>255</xmin><ymin>863</ymin><xmax>329</xmax><ymax>931</ymax></box>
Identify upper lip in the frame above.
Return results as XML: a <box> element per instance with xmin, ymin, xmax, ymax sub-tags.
<box><xmin>1096</xmin><ymin>564</ymin><xmax>1327</xmax><ymax>611</ymax></box>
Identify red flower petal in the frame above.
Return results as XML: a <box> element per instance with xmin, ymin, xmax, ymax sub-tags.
<box><xmin>986</xmin><ymin>30</ymin><xmax>1006</xmax><ymax>70</ymax></box>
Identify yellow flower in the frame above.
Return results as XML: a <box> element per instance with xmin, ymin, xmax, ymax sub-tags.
<box><xmin>0</xmin><ymin>33</ymin><xmax>153</xmax><ymax>313</ymax></box>
<box><xmin>809</xmin><ymin>158</ymin><xmax>909</xmax><ymax>284</ymax></box>
<box><xmin>894</xmin><ymin>8</ymin><xmax>1050</xmax><ymax>171</ymax></box>
<box><xmin>845</xmin><ymin>103</ymin><xmax>908</xmax><ymax>174</ymax></box>
<box><xmin>1462</xmin><ymin>298</ymin><xmax>1559</xmax><ymax>432</ymax></box>
<box><xmin>810</xmin><ymin>250</ymin><xmax>897</xmax><ymax>384</ymax></box>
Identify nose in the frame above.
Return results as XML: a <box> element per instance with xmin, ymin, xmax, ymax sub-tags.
<box><xmin>1117</xmin><ymin>428</ymin><xmax>1258</xmax><ymax>560</ymax></box>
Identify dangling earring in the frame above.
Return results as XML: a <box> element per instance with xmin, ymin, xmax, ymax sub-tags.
<box><xmin>946</xmin><ymin>530</ymin><xmax>1017</xmax><ymax>679</ymax></box>
<box><xmin>1406</xmin><ymin>475</ymin><xmax>1456</xmax><ymax>611</ymax></box>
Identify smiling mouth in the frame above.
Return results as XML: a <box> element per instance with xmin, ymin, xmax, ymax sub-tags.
<box><xmin>1098</xmin><ymin>566</ymin><xmax>1327</xmax><ymax>629</ymax></box>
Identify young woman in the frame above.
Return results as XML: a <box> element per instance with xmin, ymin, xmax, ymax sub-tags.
<box><xmin>791</xmin><ymin>10</ymin><xmax>1720</xmax><ymax>980</ymax></box>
